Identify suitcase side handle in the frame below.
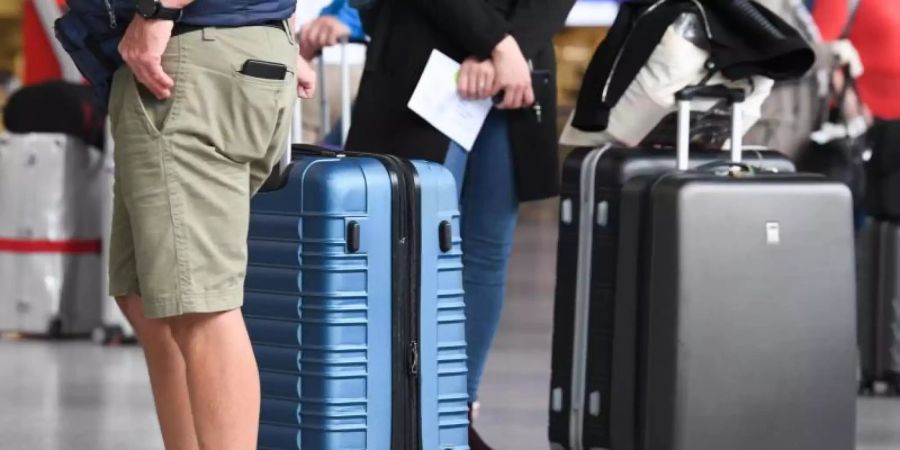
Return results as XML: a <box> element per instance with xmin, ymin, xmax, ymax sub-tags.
<box><xmin>675</xmin><ymin>85</ymin><xmax>747</xmax><ymax>171</ymax></box>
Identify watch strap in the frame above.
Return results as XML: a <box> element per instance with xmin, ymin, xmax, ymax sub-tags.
<box><xmin>154</xmin><ymin>4</ymin><xmax>183</xmax><ymax>21</ymax></box>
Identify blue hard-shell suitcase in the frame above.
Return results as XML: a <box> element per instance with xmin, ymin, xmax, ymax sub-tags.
<box><xmin>244</xmin><ymin>144</ymin><xmax>469</xmax><ymax>450</ymax></box>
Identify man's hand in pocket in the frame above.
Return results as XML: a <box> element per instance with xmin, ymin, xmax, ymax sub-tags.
<box><xmin>119</xmin><ymin>16</ymin><xmax>175</xmax><ymax>100</ymax></box>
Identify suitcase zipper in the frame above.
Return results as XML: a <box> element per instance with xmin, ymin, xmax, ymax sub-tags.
<box><xmin>399</xmin><ymin>157</ymin><xmax>423</xmax><ymax>450</ymax></box>
<box><xmin>377</xmin><ymin>154</ymin><xmax>423</xmax><ymax>450</ymax></box>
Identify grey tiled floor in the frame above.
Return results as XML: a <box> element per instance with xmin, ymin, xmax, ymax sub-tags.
<box><xmin>1</xmin><ymin>202</ymin><xmax>899</xmax><ymax>449</ymax></box>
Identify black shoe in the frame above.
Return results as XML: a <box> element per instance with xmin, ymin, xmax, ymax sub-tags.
<box><xmin>468</xmin><ymin>402</ymin><xmax>493</xmax><ymax>450</ymax></box>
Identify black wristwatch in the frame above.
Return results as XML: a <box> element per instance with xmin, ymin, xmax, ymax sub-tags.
<box><xmin>136</xmin><ymin>0</ymin><xmax>183</xmax><ymax>21</ymax></box>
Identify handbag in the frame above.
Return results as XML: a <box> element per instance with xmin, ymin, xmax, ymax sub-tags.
<box><xmin>560</xmin><ymin>10</ymin><xmax>773</xmax><ymax>147</ymax></box>
<box><xmin>795</xmin><ymin>69</ymin><xmax>868</xmax><ymax>204</ymax></box>
<box><xmin>796</xmin><ymin>0</ymin><xmax>868</xmax><ymax>205</ymax></box>
<box><xmin>560</xmin><ymin>0</ymin><xmax>815</xmax><ymax>148</ymax></box>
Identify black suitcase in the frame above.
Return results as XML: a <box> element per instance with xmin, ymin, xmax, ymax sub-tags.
<box><xmin>857</xmin><ymin>219</ymin><xmax>900</xmax><ymax>395</ymax></box>
<box><xmin>549</xmin><ymin>86</ymin><xmax>857</xmax><ymax>450</ymax></box>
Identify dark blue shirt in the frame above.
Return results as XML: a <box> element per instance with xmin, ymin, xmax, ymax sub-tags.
<box><xmin>67</xmin><ymin>0</ymin><xmax>296</xmax><ymax>30</ymax></box>
<box><xmin>181</xmin><ymin>0</ymin><xmax>296</xmax><ymax>26</ymax></box>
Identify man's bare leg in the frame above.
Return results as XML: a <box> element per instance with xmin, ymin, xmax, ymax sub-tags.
<box><xmin>168</xmin><ymin>309</ymin><xmax>261</xmax><ymax>450</ymax></box>
<box><xmin>116</xmin><ymin>295</ymin><xmax>199</xmax><ymax>450</ymax></box>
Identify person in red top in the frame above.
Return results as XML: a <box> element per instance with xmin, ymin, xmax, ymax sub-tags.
<box><xmin>813</xmin><ymin>0</ymin><xmax>900</xmax><ymax>211</ymax></box>
<box><xmin>813</xmin><ymin>0</ymin><xmax>900</xmax><ymax>120</ymax></box>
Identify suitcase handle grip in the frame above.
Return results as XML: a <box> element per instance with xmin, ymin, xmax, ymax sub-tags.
<box><xmin>675</xmin><ymin>85</ymin><xmax>746</xmax><ymax>171</ymax></box>
<box><xmin>674</xmin><ymin>85</ymin><xmax>746</xmax><ymax>102</ymax></box>
<box><xmin>292</xmin><ymin>143</ymin><xmax>343</xmax><ymax>158</ymax></box>
<box><xmin>693</xmin><ymin>160</ymin><xmax>755</xmax><ymax>176</ymax></box>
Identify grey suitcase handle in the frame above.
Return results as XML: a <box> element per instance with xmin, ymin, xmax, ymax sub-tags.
<box><xmin>317</xmin><ymin>37</ymin><xmax>368</xmax><ymax>145</ymax></box>
<box><xmin>675</xmin><ymin>85</ymin><xmax>747</xmax><ymax>171</ymax></box>
<box><xmin>281</xmin><ymin>37</ymin><xmax>362</xmax><ymax>171</ymax></box>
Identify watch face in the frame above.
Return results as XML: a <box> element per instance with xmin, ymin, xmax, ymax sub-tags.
<box><xmin>136</xmin><ymin>0</ymin><xmax>158</xmax><ymax>17</ymax></box>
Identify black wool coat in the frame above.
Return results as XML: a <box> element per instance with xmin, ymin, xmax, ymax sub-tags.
<box><xmin>345</xmin><ymin>0</ymin><xmax>576</xmax><ymax>202</ymax></box>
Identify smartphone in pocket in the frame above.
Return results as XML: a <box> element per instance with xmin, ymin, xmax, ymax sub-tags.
<box><xmin>239</xmin><ymin>59</ymin><xmax>288</xmax><ymax>80</ymax></box>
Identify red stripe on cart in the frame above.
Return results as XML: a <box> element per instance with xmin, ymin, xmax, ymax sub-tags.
<box><xmin>0</xmin><ymin>238</ymin><xmax>102</xmax><ymax>254</ymax></box>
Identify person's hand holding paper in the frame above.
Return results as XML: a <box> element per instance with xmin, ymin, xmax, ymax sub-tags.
<box><xmin>408</xmin><ymin>50</ymin><xmax>494</xmax><ymax>151</ymax></box>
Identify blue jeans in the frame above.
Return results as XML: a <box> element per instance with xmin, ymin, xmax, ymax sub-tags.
<box><xmin>444</xmin><ymin>110</ymin><xmax>520</xmax><ymax>401</ymax></box>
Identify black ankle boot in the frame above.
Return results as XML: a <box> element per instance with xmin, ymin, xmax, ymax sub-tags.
<box><xmin>468</xmin><ymin>402</ymin><xmax>493</xmax><ymax>450</ymax></box>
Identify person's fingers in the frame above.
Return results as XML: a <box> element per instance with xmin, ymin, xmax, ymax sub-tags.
<box><xmin>468</xmin><ymin>68</ymin><xmax>481</xmax><ymax>99</ymax></box>
<box><xmin>147</xmin><ymin>58</ymin><xmax>174</xmax><ymax>89</ymax></box>
<box><xmin>297</xmin><ymin>61</ymin><xmax>317</xmax><ymax>99</ymax></box>
<box><xmin>140</xmin><ymin>55</ymin><xmax>173</xmax><ymax>98</ymax></box>
<box><xmin>510</xmin><ymin>85</ymin><xmax>526</xmax><ymax>109</ymax></box>
<box><xmin>485</xmin><ymin>70</ymin><xmax>496</xmax><ymax>98</ymax></box>
<box><xmin>523</xmin><ymin>85</ymin><xmax>535</xmax><ymax>107</ymax></box>
<box><xmin>477</xmin><ymin>69</ymin><xmax>493</xmax><ymax>98</ymax></box>
<box><xmin>298</xmin><ymin>78</ymin><xmax>315</xmax><ymax>99</ymax></box>
<box><xmin>326</xmin><ymin>27</ymin><xmax>341</xmax><ymax>46</ymax></box>
<box><xmin>299</xmin><ymin>25</ymin><xmax>314</xmax><ymax>50</ymax></box>
<box><xmin>488</xmin><ymin>73</ymin><xmax>502</xmax><ymax>97</ymax></box>
<box><xmin>497</xmin><ymin>86</ymin><xmax>515</xmax><ymax>109</ymax></box>
<box><xmin>315</xmin><ymin>26</ymin><xmax>331</xmax><ymax>48</ymax></box>
<box><xmin>458</xmin><ymin>66</ymin><xmax>471</xmax><ymax>98</ymax></box>
<box><xmin>506</xmin><ymin>87</ymin><xmax>520</xmax><ymax>109</ymax></box>
<box><xmin>131</xmin><ymin>64</ymin><xmax>160</xmax><ymax>99</ymax></box>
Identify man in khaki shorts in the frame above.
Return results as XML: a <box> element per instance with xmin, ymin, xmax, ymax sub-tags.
<box><xmin>107</xmin><ymin>0</ymin><xmax>314</xmax><ymax>448</ymax></box>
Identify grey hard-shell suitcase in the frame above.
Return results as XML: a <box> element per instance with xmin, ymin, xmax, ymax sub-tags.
<box><xmin>548</xmin><ymin>142</ymin><xmax>793</xmax><ymax>449</ymax></box>
<box><xmin>857</xmin><ymin>219</ymin><xmax>900</xmax><ymax>395</ymax></box>
<box><xmin>614</xmin><ymin>86</ymin><xmax>858</xmax><ymax>450</ymax></box>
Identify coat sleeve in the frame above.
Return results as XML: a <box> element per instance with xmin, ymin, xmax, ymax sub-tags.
<box><xmin>319</xmin><ymin>0</ymin><xmax>366</xmax><ymax>40</ymax></box>
<box><xmin>404</xmin><ymin>0</ymin><xmax>511</xmax><ymax>59</ymax></box>
<box><xmin>508</xmin><ymin>0</ymin><xmax>577</xmax><ymax>59</ymax></box>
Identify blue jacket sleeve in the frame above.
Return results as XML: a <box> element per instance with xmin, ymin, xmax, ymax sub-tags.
<box><xmin>319</xmin><ymin>0</ymin><xmax>366</xmax><ymax>41</ymax></box>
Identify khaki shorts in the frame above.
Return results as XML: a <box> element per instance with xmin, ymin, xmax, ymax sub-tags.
<box><xmin>108</xmin><ymin>23</ymin><xmax>297</xmax><ymax>318</ymax></box>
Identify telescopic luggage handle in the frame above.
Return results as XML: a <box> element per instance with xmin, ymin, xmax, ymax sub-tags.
<box><xmin>675</xmin><ymin>85</ymin><xmax>747</xmax><ymax>171</ymax></box>
<box><xmin>281</xmin><ymin>37</ymin><xmax>367</xmax><ymax>171</ymax></box>
<box><xmin>316</xmin><ymin>36</ymin><xmax>369</xmax><ymax>146</ymax></box>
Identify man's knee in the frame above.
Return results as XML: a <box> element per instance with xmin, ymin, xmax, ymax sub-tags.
<box><xmin>116</xmin><ymin>295</ymin><xmax>175</xmax><ymax>348</ymax></box>
<box><xmin>166</xmin><ymin>310</ymin><xmax>239</xmax><ymax>352</ymax></box>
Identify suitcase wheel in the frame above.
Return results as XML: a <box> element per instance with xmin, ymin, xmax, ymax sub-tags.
<box><xmin>858</xmin><ymin>378</ymin><xmax>876</xmax><ymax>396</ymax></box>
<box><xmin>46</xmin><ymin>318</ymin><xmax>63</xmax><ymax>339</ymax></box>
<box><xmin>887</xmin><ymin>374</ymin><xmax>900</xmax><ymax>397</ymax></box>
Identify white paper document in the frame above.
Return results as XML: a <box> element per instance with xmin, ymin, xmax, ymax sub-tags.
<box><xmin>408</xmin><ymin>50</ymin><xmax>493</xmax><ymax>151</ymax></box>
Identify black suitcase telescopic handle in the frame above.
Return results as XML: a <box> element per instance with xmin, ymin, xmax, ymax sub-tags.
<box><xmin>675</xmin><ymin>85</ymin><xmax>747</xmax><ymax>171</ymax></box>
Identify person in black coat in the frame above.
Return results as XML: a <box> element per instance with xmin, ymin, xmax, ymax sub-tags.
<box><xmin>345</xmin><ymin>0</ymin><xmax>574</xmax><ymax>447</ymax></box>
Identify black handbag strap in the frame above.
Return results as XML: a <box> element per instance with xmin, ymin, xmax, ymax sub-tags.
<box><xmin>840</xmin><ymin>0</ymin><xmax>862</xmax><ymax>39</ymax></box>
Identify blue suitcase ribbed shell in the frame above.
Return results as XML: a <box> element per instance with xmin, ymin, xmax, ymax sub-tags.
<box><xmin>244</xmin><ymin>152</ymin><xmax>469</xmax><ymax>450</ymax></box>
